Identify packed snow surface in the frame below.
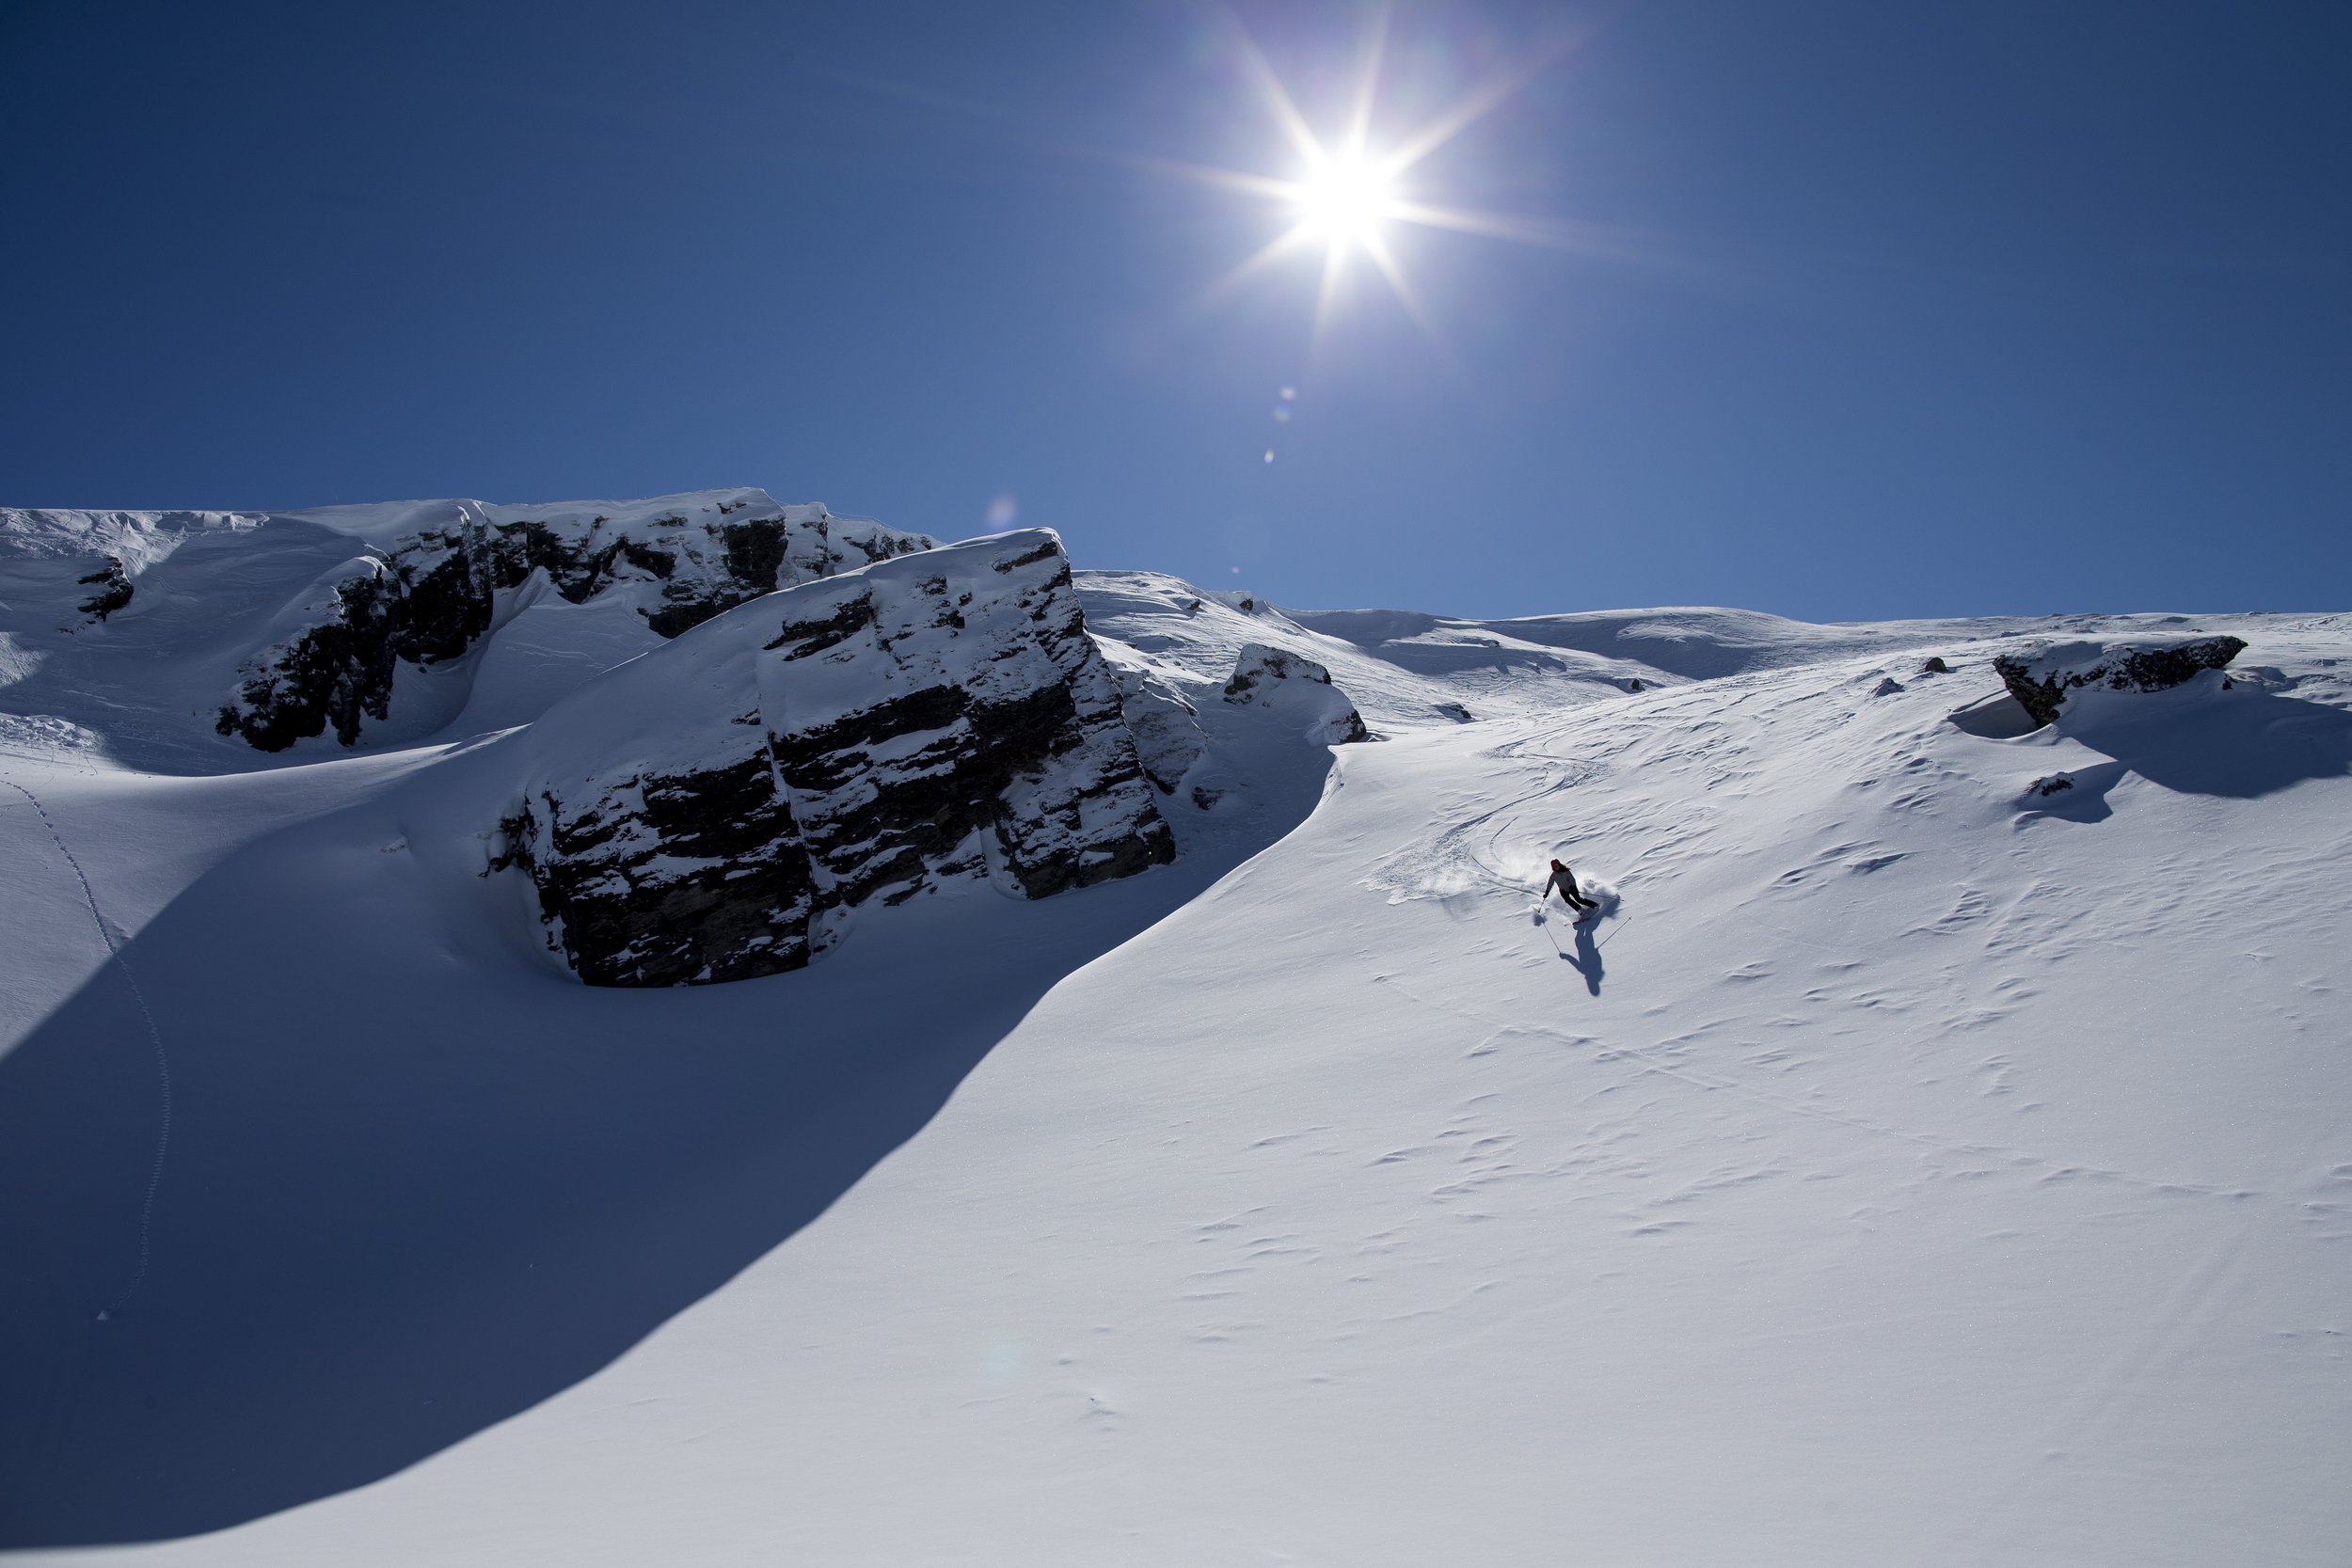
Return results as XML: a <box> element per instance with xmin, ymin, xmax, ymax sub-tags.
<box><xmin>1</xmin><ymin>496</ymin><xmax>2346</xmax><ymax>1565</ymax></box>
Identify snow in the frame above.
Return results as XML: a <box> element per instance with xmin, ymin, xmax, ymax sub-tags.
<box><xmin>1</xmin><ymin>498</ymin><xmax>2346</xmax><ymax>1564</ymax></box>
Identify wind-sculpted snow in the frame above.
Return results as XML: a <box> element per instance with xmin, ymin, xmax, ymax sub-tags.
<box><xmin>1076</xmin><ymin>571</ymin><xmax>1641</xmax><ymax>732</ymax></box>
<box><xmin>494</xmin><ymin>530</ymin><xmax>1174</xmax><ymax>985</ymax></box>
<box><xmin>1078</xmin><ymin>574</ymin><xmax>2033</xmax><ymax>733</ymax></box>
<box><xmin>1287</xmin><ymin>603</ymin><xmax>1973</xmax><ymax>682</ymax></box>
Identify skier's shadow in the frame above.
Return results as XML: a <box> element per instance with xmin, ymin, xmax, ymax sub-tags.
<box><xmin>1540</xmin><ymin>898</ymin><xmax>1617</xmax><ymax>996</ymax></box>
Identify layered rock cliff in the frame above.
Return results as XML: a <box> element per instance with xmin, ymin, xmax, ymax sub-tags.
<box><xmin>493</xmin><ymin>529</ymin><xmax>1175</xmax><ymax>986</ymax></box>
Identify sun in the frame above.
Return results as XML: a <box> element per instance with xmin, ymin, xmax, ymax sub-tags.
<box><xmin>1159</xmin><ymin>13</ymin><xmax>1585</xmax><ymax>341</ymax></box>
<box><xmin>1295</xmin><ymin>150</ymin><xmax>1397</xmax><ymax>252</ymax></box>
<box><xmin>1148</xmin><ymin>9</ymin><xmax>1609</xmax><ymax>342</ymax></box>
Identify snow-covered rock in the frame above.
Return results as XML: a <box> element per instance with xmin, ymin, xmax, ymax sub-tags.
<box><xmin>1221</xmin><ymin>642</ymin><xmax>1370</xmax><ymax>745</ymax></box>
<box><xmin>1094</xmin><ymin>641</ymin><xmax>1209</xmax><ymax>798</ymax></box>
<box><xmin>1992</xmin><ymin>635</ymin><xmax>2249</xmax><ymax>727</ymax></box>
<box><xmin>493</xmin><ymin>530</ymin><xmax>1173</xmax><ymax>986</ymax></box>
<box><xmin>213</xmin><ymin>491</ymin><xmax>936</xmax><ymax>751</ymax></box>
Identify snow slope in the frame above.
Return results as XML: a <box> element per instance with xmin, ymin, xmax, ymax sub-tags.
<box><xmin>2</xmin><ymin>499</ymin><xmax>2346</xmax><ymax>1564</ymax></box>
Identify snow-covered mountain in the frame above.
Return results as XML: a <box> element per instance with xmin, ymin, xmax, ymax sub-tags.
<box><xmin>0</xmin><ymin>489</ymin><xmax>934</xmax><ymax>764</ymax></box>
<box><xmin>2</xmin><ymin>491</ymin><xmax>2345</xmax><ymax>1565</ymax></box>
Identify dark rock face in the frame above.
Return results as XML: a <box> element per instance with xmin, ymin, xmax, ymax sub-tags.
<box><xmin>1921</xmin><ymin>656</ymin><xmax>1950</xmax><ymax>674</ymax></box>
<box><xmin>497</xmin><ymin>747</ymin><xmax>812</xmax><ymax>988</ymax></box>
<box><xmin>1992</xmin><ymin>636</ymin><xmax>2249</xmax><ymax>728</ymax></box>
<box><xmin>216</xmin><ymin>562</ymin><xmax>405</xmax><ymax>750</ymax></box>
<box><xmin>495</xmin><ymin>530</ymin><xmax>1174</xmax><ymax>986</ymax></box>
<box><xmin>216</xmin><ymin>498</ymin><xmax>934</xmax><ymax>752</ymax></box>
<box><xmin>75</xmin><ymin>557</ymin><xmax>134</xmax><ymax>622</ymax></box>
<box><xmin>1223</xmin><ymin>643</ymin><xmax>1370</xmax><ymax>744</ymax></box>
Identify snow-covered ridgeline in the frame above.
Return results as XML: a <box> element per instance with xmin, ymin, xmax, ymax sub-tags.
<box><xmin>0</xmin><ymin>506</ymin><xmax>264</xmax><ymax>574</ymax></box>
<box><xmin>208</xmin><ymin>491</ymin><xmax>937</xmax><ymax>751</ymax></box>
<box><xmin>0</xmin><ymin>489</ymin><xmax>938</xmax><ymax>756</ymax></box>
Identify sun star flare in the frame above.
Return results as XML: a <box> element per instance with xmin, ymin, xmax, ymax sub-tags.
<box><xmin>1168</xmin><ymin>13</ymin><xmax>1587</xmax><ymax>343</ymax></box>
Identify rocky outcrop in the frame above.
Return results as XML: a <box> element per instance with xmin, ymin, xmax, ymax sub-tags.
<box><xmin>494</xmin><ymin>530</ymin><xmax>1174</xmax><ymax>986</ymax></box>
<box><xmin>216</xmin><ymin>558</ymin><xmax>407</xmax><ymax>750</ymax></box>
<box><xmin>216</xmin><ymin>495</ymin><xmax>935</xmax><ymax>752</ymax></box>
<box><xmin>1992</xmin><ymin>636</ymin><xmax>2248</xmax><ymax>728</ymax></box>
<box><xmin>75</xmin><ymin>557</ymin><xmax>134</xmax><ymax>622</ymax></box>
<box><xmin>494</xmin><ymin>736</ymin><xmax>811</xmax><ymax>989</ymax></box>
<box><xmin>1223</xmin><ymin>643</ymin><xmax>1370</xmax><ymax>745</ymax></box>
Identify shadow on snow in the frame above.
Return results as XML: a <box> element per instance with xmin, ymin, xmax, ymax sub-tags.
<box><xmin>1542</xmin><ymin>892</ymin><xmax>1622</xmax><ymax>996</ymax></box>
<box><xmin>0</xmin><ymin>732</ymin><xmax>1327</xmax><ymax>1546</ymax></box>
<box><xmin>2059</xmin><ymin>689</ymin><xmax>2352</xmax><ymax>800</ymax></box>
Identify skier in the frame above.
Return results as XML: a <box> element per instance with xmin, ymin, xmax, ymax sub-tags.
<box><xmin>1546</xmin><ymin>858</ymin><xmax>1597</xmax><ymax>921</ymax></box>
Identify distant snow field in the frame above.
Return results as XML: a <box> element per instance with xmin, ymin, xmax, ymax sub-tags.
<box><xmin>3</xmin><ymin>493</ymin><xmax>2346</xmax><ymax>1565</ymax></box>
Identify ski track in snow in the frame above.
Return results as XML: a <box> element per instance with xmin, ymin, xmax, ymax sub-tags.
<box><xmin>0</xmin><ymin>776</ymin><xmax>171</xmax><ymax>1319</ymax></box>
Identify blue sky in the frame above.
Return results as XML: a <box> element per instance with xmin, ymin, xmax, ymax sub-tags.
<box><xmin>2</xmin><ymin>0</ymin><xmax>2344</xmax><ymax>620</ymax></box>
